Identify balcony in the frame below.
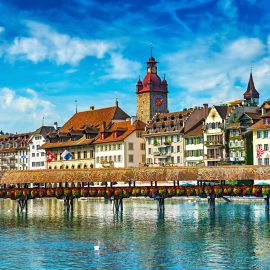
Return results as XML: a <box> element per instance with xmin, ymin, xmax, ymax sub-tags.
<box><xmin>204</xmin><ymin>155</ymin><xmax>223</xmax><ymax>160</ymax></box>
<box><xmin>205</xmin><ymin>140</ymin><xmax>223</xmax><ymax>147</ymax></box>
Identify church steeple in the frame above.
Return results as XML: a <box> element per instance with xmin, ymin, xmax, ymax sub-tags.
<box><xmin>243</xmin><ymin>72</ymin><xmax>260</xmax><ymax>106</ymax></box>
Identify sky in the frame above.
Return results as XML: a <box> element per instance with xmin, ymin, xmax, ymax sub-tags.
<box><xmin>1</xmin><ymin>0</ymin><xmax>270</xmax><ymax>133</ymax></box>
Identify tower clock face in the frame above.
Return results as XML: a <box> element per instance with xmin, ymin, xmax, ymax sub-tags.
<box><xmin>151</xmin><ymin>67</ymin><xmax>157</xmax><ymax>73</ymax></box>
<box><xmin>154</xmin><ymin>95</ymin><xmax>164</xmax><ymax>109</ymax></box>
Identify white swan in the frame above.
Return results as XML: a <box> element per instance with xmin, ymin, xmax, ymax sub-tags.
<box><xmin>94</xmin><ymin>241</ymin><xmax>100</xmax><ymax>251</ymax></box>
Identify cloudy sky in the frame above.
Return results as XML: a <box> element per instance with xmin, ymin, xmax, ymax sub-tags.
<box><xmin>1</xmin><ymin>0</ymin><xmax>270</xmax><ymax>133</ymax></box>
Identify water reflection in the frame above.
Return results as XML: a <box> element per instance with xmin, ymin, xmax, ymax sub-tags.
<box><xmin>1</xmin><ymin>198</ymin><xmax>270</xmax><ymax>269</ymax></box>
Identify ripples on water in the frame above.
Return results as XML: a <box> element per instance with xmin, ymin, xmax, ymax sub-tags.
<box><xmin>0</xmin><ymin>198</ymin><xmax>270</xmax><ymax>269</ymax></box>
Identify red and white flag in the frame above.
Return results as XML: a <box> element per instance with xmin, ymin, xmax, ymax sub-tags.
<box><xmin>257</xmin><ymin>146</ymin><xmax>265</xmax><ymax>159</ymax></box>
<box><xmin>47</xmin><ymin>151</ymin><xmax>55</xmax><ymax>163</ymax></box>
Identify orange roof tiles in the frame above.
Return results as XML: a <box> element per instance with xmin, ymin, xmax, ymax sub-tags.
<box><xmin>184</xmin><ymin>123</ymin><xmax>203</xmax><ymax>137</ymax></box>
<box><xmin>42</xmin><ymin>137</ymin><xmax>94</xmax><ymax>149</ymax></box>
<box><xmin>94</xmin><ymin>120</ymin><xmax>145</xmax><ymax>144</ymax></box>
<box><xmin>248</xmin><ymin>119</ymin><xmax>270</xmax><ymax>130</ymax></box>
<box><xmin>60</xmin><ymin>106</ymin><xmax>129</xmax><ymax>133</ymax></box>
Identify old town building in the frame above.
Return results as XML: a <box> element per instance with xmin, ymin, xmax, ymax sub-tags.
<box><xmin>28</xmin><ymin>125</ymin><xmax>56</xmax><ymax>170</ymax></box>
<box><xmin>248</xmin><ymin>104</ymin><xmax>270</xmax><ymax>165</ymax></box>
<box><xmin>136</xmin><ymin>54</ymin><xmax>168</xmax><ymax>123</ymax></box>
<box><xmin>203</xmin><ymin>106</ymin><xmax>232</xmax><ymax>166</ymax></box>
<box><xmin>42</xmin><ymin>104</ymin><xmax>130</xmax><ymax>169</ymax></box>
<box><xmin>144</xmin><ymin>109</ymin><xmax>193</xmax><ymax>166</ymax></box>
<box><xmin>184</xmin><ymin>104</ymin><xmax>210</xmax><ymax>166</ymax></box>
<box><xmin>0</xmin><ymin>132</ymin><xmax>32</xmax><ymax>170</ymax></box>
<box><xmin>94</xmin><ymin>117</ymin><xmax>146</xmax><ymax>168</ymax></box>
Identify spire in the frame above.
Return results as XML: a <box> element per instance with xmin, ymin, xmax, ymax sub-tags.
<box><xmin>244</xmin><ymin>72</ymin><xmax>259</xmax><ymax>99</ymax></box>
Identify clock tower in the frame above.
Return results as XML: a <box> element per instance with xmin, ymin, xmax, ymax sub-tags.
<box><xmin>136</xmin><ymin>54</ymin><xmax>168</xmax><ymax>123</ymax></box>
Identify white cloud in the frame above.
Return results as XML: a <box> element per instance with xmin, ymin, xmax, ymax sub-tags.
<box><xmin>6</xmin><ymin>21</ymin><xmax>112</xmax><ymax>65</ymax></box>
<box><xmin>0</xmin><ymin>88</ymin><xmax>57</xmax><ymax>132</ymax></box>
<box><xmin>102</xmin><ymin>53</ymin><xmax>142</xmax><ymax>80</ymax></box>
<box><xmin>163</xmin><ymin>36</ymin><xmax>268</xmax><ymax>111</ymax></box>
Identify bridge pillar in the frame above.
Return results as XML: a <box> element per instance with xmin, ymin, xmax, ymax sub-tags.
<box><xmin>155</xmin><ymin>196</ymin><xmax>165</xmax><ymax>213</ymax></box>
<box><xmin>64</xmin><ymin>196</ymin><xmax>74</xmax><ymax>212</ymax></box>
<box><xmin>17</xmin><ymin>197</ymin><xmax>28</xmax><ymax>213</ymax></box>
<box><xmin>113</xmin><ymin>197</ymin><xmax>123</xmax><ymax>214</ymax></box>
<box><xmin>264</xmin><ymin>195</ymin><xmax>269</xmax><ymax>211</ymax></box>
<box><xmin>208</xmin><ymin>195</ymin><xmax>215</xmax><ymax>211</ymax></box>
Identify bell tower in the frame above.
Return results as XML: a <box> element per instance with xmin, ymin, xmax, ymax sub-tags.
<box><xmin>136</xmin><ymin>53</ymin><xmax>168</xmax><ymax>123</ymax></box>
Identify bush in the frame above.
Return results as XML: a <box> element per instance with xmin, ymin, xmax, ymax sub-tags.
<box><xmin>194</xmin><ymin>187</ymin><xmax>204</xmax><ymax>196</ymax></box>
<box><xmin>242</xmin><ymin>186</ymin><xmax>252</xmax><ymax>196</ymax></box>
<box><xmin>72</xmin><ymin>188</ymin><xmax>81</xmax><ymax>198</ymax></box>
<box><xmin>176</xmin><ymin>188</ymin><xmax>185</xmax><ymax>196</ymax></box>
<box><xmin>186</xmin><ymin>187</ymin><xmax>194</xmax><ymax>196</ymax></box>
<box><xmin>140</xmin><ymin>188</ymin><xmax>149</xmax><ymax>197</ymax></box>
<box><xmin>204</xmin><ymin>186</ymin><xmax>213</xmax><ymax>196</ymax></box>
<box><xmin>81</xmin><ymin>188</ymin><xmax>89</xmax><ymax>197</ymax></box>
<box><xmin>252</xmin><ymin>187</ymin><xmax>261</xmax><ymax>196</ymax></box>
<box><xmin>213</xmin><ymin>186</ymin><xmax>223</xmax><ymax>196</ymax></box>
<box><xmin>223</xmin><ymin>186</ymin><xmax>232</xmax><ymax>195</ymax></box>
<box><xmin>262</xmin><ymin>187</ymin><xmax>270</xmax><ymax>196</ymax></box>
<box><xmin>233</xmin><ymin>187</ymin><xmax>241</xmax><ymax>196</ymax></box>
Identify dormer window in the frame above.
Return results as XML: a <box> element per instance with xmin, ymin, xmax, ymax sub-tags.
<box><xmin>264</xmin><ymin>118</ymin><xmax>270</xmax><ymax>125</ymax></box>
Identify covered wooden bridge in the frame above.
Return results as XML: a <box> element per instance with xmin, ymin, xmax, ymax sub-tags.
<box><xmin>0</xmin><ymin>165</ymin><xmax>270</xmax><ymax>213</ymax></box>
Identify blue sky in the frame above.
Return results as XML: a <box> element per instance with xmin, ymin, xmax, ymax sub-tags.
<box><xmin>1</xmin><ymin>0</ymin><xmax>270</xmax><ymax>133</ymax></box>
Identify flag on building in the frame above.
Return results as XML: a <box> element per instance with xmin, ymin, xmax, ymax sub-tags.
<box><xmin>61</xmin><ymin>150</ymin><xmax>72</xmax><ymax>160</ymax></box>
<box><xmin>47</xmin><ymin>151</ymin><xmax>55</xmax><ymax>163</ymax></box>
<box><xmin>257</xmin><ymin>146</ymin><xmax>265</xmax><ymax>159</ymax></box>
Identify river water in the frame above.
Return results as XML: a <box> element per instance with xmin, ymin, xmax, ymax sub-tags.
<box><xmin>0</xmin><ymin>198</ymin><xmax>270</xmax><ymax>269</ymax></box>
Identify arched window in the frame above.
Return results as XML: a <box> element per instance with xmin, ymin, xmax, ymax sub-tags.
<box><xmin>54</xmin><ymin>166</ymin><xmax>57</xmax><ymax>170</ymax></box>
<box><xmin>78</xmin><ymin>164</ymin><xmax>81</xmax><ymax>169</ymax></box>
<box><xmin>49</xmin><ymin>166</ymin><xmax>52</xmax><ymax>169</ymax></box>
<box><xmin>66</xmin><ymin>165</ymin><xmax>69</xmax><ymax>169</ymax></box>
<box><xmin>71</xmin><ymin>165</ymin><xmax>75</xmax><ymax>169</ymax></box>
<box><xmin>84</xmin><ymin>164</ymin><xmax>87</xmax><ymax>168</ymax></box>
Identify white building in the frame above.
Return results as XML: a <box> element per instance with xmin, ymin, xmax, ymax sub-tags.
<box><xmin>94</xmin><ymin>118</ymin><xmax>146</xmax><ymax>168</ymax></box>
<box><xmin>28</xmin><ymin>126</ymin><xmax>56</xmax><ymax>170</ymax></box>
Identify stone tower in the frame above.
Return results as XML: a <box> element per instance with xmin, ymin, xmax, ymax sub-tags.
<box><xmin>136</xmin><ymin>54</ymin><xmax>168</xmax><ymax>123</ymax></box>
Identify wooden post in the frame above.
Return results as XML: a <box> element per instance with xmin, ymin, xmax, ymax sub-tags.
<box><xmin>113</xmin><ymin>197</ymin><xmax>123</xmax><ymax>214</ymax></box>
<box><xmin>133</xmin><ymin>181</ymin><xmax>136</xmax><ymax>187</ymax></box>
<box><xmin>177</xmin><ymin>181</ymin><xmax>180</xmax><ymax>186</ymax></box>
<box><xmin>208</xmin><ymin>195</ymin><xmax>215</xmax><ymax>211</ymax></box>
<box><xmin>155</xmin><ymin>181</ymin><xmax>157</xmax><ymax>187</ymax></box>
<box><xmin>264</xmin><ymin>195</ymin><xmax>269</xmax><ymax>211</ymax></box>
<box><xmin>150</xmin><ymin>181</ymin><xmax>153</xmax><ymax>187</ymax></box>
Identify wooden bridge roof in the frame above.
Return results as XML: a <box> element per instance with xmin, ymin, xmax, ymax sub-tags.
<box><xmin>0</xmin><ymin>166</ymin><xmax>270</xmax><ymax>185</ymax></box>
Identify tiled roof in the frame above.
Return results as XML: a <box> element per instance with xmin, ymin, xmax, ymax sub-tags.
<box><xmin>214</xmin><ymin>106</ymin><xmax>231</xmax><ymax>119</ymax></box>
<box><xmin>33</xmin><ymin>126</ymin><xmax>56</xmax><ymax>137</ymax></box>
<box><xmin>94</xmin><ymin>120</ymin><xmax>145</xmax><ymax>144</ymax></box>
<box><xmin>248</xmin><ymin>119</ymin><xmax>270</xmax><ymax>130</ymax></box>
<box><xmin>244</xmin><ymin>112</ymin><xmax>261</xmax><ymax>120</ymax></box>
<box><xmin>262</xmin><ymin>112</ymin><xmax>270</xmax><ymax>118</ymax></box>
<box><xmin>60</xmin><ymin>106</ymin><xmax>129</xmax><ymax>133</ymax></box>
<box><xmin>42</xmin><ymin>137</ymin><xmax>94</xmax><ymax>149</ymax></box>
<box><xmin>184</xmin><ymin>123</ymin><xmax>203</xmax><ymax>137</ymax></box>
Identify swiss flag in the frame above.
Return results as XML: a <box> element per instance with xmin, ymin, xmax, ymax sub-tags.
<box><xmin>47</xmin><ymin>151</ymin><xmax>55</xmax><ymax>163</ymax></box>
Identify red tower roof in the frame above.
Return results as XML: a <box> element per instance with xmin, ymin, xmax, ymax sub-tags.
<box><xmin>136</xmin><ymin>55</ymin><xmax>168</xmax><ymax>94</ymax></box>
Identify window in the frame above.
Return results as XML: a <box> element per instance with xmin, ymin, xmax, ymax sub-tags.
<box><xmin>32</xmin><ymin>145</ymin><xmax>35</xmax><ymax>149</ymax></box>
<box><xmin>136</xmin><ymin>131</ymin><xmax>142</xmax><ymax>138</ymax></box>
<box><xmin>257</xmin><ymin>131</ymin><xmax>262</xmax><ymax>139</ymax></box>
<box><xmin>148</xmin><ymin>148</ymin><xmax>152</xmax><ymax>154</ymax></box>
<box><xmin>41</xmin><ymin>152</ymin><xmax>45</xmax><ymax>157</ymax></box>
<box><xmin>32</xmin><ymin>153</ymin><xmax>35</xmax><ymax>157</ymax></box>
<box><xmin>84</xmin><ymin>151</ymin><xmax>87</xmax><ymax>159</ymax></box>
<box><xmin>118</xmin><ymin>144</ymin><xmax>121</xmax><ymax>150</ymax></box>
<box><xmin>97</xmin><ymin>157</ymin><xmax>100</xmax><ymax>163</ymax></box>
<box><xmin>36</xmin><ymin>145</ymin><xmax>40</xmax><ymax>150</ymax></box>
<box><xmin>105</xmin><ymin>145</ymin><xmax>108</xmax><ymax>151</ymax></box>
<box><xmin>264</xmin><ymin>144</ymin><xmax>269</xmax><ymax>151</ymax></box>
<box><xmin>90</xmin><ymin>150</ymin><xmax>94</xmax><ymax>158</ymax></box>
<box><xmin>140</xmin><ymin>143</ymin><xmax>145</xmax><ymax>150</ymax></box>
<box><xmin>128</xmin><ymin>155</ymin><xmax>134</xmax><ymax>162</ymax></box>
<box><xmin>263</xmin><ymin>131</ymin><xmax>268</xmax><ymax>138</ymax></box>
<box><xmin>109</xmin><ymin>145</ymin><xmax>111</xmax><ymax>151</ymax></box>
<box><xmin>36</xmin><ymin>153</ymin><xmax>39</xmax><ymax>157</ymax></box>
<box><xmin>77</xmin><ymin>151</ymin><xmax>81</xmax><ymax>159</ymax></box>
<box><xmin>128</xmin><ymin>143</ymin><xmax>134</xmax><ymax>150</ymax></box>
<box><xmin>265</xmin><ymin>158</ymin><xmax>269</xmax><ymax>165</ymax></box>
<box><xmin>117</xmin><ymin>155</ymin><xmax>121</xmax><ymax>162</ymax></box>
<box><xmin>177</xmin><ymin>156</ymin><xmax>180</xmax><ymax>163</ymax></box>
<box><xmin>71</xmin><ymin>152</ymin><xmax>75</xmax><ymax>159</ymax></box>
<box><xmin>177</xmin><ymin>146</ymin><xmax>180</xmax><ymax>152</ymax></box>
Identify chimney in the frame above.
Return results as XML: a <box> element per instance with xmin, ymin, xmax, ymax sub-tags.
<box><xmin>53</xmin><ymin>122</ymin><xmax>58</xmax><ymax>130</ymax></box>
<box><xmin>131</xmin><ymin>116</ymin><xmax>137</xmax><ymax>125</ymax></box>
<box><xmin>90</xmin><ymin>106</ymin><xmax>95</xmax><ymax>111</ymax></box>
<box><xmin>203</xmin><ymin>103</ymin><xmax>208</xmax><ymax>118</ymax></box>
